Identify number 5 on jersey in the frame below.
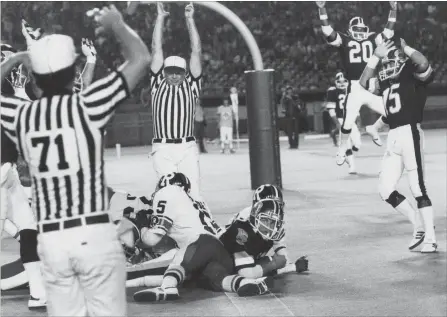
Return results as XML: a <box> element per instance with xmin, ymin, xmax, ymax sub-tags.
<box><xmin>26</xmin><ymin>128</ymin><xmax>80</xmax><ymax>177</ymax></box>
<box><xmin>383</xmin><ymin>83</ymin><xmax>402</xmax><ymax>115</ymax></box>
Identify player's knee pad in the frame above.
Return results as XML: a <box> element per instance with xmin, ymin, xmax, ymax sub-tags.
<box><xmin>416</xmin><ymin>195</ymin><xmax>432</xmax><ymax>209</ymax></box>
<box><xmin>383</xmin><ymin>190</ymin><xmax>406</xmax><ymax>208</ymax></box>
<box><xmin>18</xmin><ymin>229</ymin><xmax>39</xmax><ymax>263</ymax></box>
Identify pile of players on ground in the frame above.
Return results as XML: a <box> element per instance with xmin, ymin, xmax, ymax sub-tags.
<box><xmin>2</xmin><ymin>173</ymin><xmax>309</xmax><ymax>303</ymax></box>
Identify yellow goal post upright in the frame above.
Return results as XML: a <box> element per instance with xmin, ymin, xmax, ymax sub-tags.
<box><xmin>127</xmin><ymin>1</ymin><xmax>282</xmax><ymax>189</ymax></box>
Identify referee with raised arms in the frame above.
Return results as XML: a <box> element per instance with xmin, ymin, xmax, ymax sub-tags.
<box><xmin>150</xmin><ymin>2</ymin><xmax>204</xmax><ymax>204</ymax></box>
<box><xmin>0</xmin><ymin>5</ymin><xmax>150</xmax><ymax>316</ymax></box>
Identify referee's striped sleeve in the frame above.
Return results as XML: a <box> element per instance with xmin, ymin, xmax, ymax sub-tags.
<box><xmin>150</xmin><ymin>68</ymin><xmax>164</xmax><ymax>95</ymax></box>
<box><xmin>186</xmin><ymin>71</ymin><xmax>202</xmax><ymax>98</ymax></box>
<box><xmin>0</xmin><ymin>95</ymin><xmax>26</xmax><ymax>144</ymax></box>
<box><xmin>80</xmin><ymin>71</ymin><xmax>130</xmax><ymax>127</ymax></box>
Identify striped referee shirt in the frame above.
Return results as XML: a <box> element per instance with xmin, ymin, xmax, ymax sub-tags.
<box><xmin>0</xmin><ymin>71</ymin><xmax>130</xmax><ymax>223</ymax></box>
<box><xmin>151</xmin><ymin>68</ymin><xmax>202</xmax><ymax>140</ymax></box>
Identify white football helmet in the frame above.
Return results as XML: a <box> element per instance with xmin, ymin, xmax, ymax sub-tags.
<box><xmin>348</xmin><ymin>17</ymin><xmax>369</xmax><ymax>41</ymax></box>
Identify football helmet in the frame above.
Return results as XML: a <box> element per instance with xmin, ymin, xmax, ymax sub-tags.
<box><xmin>378</xmin><ymin>48</ymin><xmax>408</xmax><ymax>81</ymax></box>
<box><xmin>156</xmin><ymin>172</ymin><xmax>191</xmax><ymax>194</ymax></box>
<box><xmin>335</xmin><ymin>72</ymin><xmax>348</xmax><ymax>90</ymax></box>
<box><xmin>1</xmin><ymin>43</ymin><xmax>29</xmax><ymax>90</ymax></box>
<box><xmin>249</xmin><ymin>198</ymin><xmax>285</xmax><ymax>241</ymax></box>
<box><xmin>252</xmin><ymin>184</ymin><xmax>284</xmax><ymax>206</ymax></box>
<box><xmin>348</xmin><ymin>17</ymin><xmax>369</xmax><ymax>41</ymax></box>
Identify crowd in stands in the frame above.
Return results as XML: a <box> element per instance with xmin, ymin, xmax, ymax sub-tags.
<box><xmin>2</xmin><ymin>1</ymin><xmax>446</xmax><ymax>100</ymax></box>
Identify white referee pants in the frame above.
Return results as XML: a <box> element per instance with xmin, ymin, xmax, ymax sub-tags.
<box><xmin>37</xmin><ymin>221</ymin><xmax>126</xmax><ymax>316</ymax></box>
<box><xmin>150</xmin><ymin>141</ymin><xmax>202</xmax><ymax>201</ymax></box>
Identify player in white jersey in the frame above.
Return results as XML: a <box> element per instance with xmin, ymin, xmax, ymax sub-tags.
<box><xmin>131</xmin><ymin>173</ymin><xmax>275</xmax><ymax>302</ymax></box>
<box><xmin>217</xmin><ymin>98</ymin><xmax>235</xmax><ymax>154</ymax></box>
<box><xmin>317</xmin><ymin>1</ymin><xmax>397</xmax><ymax>165</ymax></box>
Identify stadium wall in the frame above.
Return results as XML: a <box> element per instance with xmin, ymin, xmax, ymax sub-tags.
<box><xmin>104</xmin><ymin>89</ymin><xmax>447</xmax><ymax>148</ymax></box>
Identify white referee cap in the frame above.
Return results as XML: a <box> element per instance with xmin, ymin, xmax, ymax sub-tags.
<box><xmin>164</xmin><ymin>56</ymin><xmax>187</xmax><ymax>71</ymax></box>
<box><xmin>29</xmin><ymin>34</ymin><xmax>77</xmax><ymax>75</ymax></box>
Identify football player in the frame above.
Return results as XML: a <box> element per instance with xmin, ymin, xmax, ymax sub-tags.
<box><xmin>132</xmin><ymin>173</ymin><xmax>275</xmax><ymax>302</ymax></box>
<box><xmin>359</xmin><ymin>38</ymin><xmax>437</xmax><ymax>253</ymax></box>
<box><xmin>316</xmin><ymin>1</ymin><xmax>397</xmax><ymax>165</ymax></box>
<box><xmin>325</xmin><ymin>72</ymin><xmax>360</xmax><ymax>174</ymax></box>
<box><xmin>1</xmin><ymin>43</ymin><xmax>47</xmax><ymax>309</ymax></box>
<box><xmin>219</xmin><ymin>184</ymin><xmax>308</xmax><ymax>279</ymax></box>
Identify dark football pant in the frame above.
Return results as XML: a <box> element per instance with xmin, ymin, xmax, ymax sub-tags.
<box><xmin>165</xmin><ymin>234</ymin><xmax>234</xmax><ymax>291</ymax></box>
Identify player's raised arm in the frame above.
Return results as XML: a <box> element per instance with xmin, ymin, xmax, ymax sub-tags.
<box><xmin>382</xmin><ymin>1</ymin><xmax>397</xmax><ymax>39</ymax></box>
<box><xmin>359</xmin><ymin>40</ymin><xmax>395</xmax><ymax>94</ymax></box>
<box><xmin>93</xmin><ymin>5</ymin><xmax>150</xmax><ymax>91</ymax></box>
<box><xmin>400</xmin><ymin>38</ymin><xmax>433</xmax><ymax>82</ymax></box>
<box><xmin>80</xmin><ymin>38</ymin><xmax>97</xmax><ymax>90</ymax></box>
<box><xmin>185</xmin><ymin>2</ymin><xmax>202</xmax><ymax>78</ymax></box>
<box><xmin>316</xmin><ymin>1</ymin><xmax>341</xmax><ymax>47</ymax></box>
<box><xmin>151</xmin><ymin>2</ymin><xmax>169</xmax><ymax>74</ymax></box>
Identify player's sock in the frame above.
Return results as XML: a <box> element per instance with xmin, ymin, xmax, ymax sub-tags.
<box><xmin>162</xmin><ymin>265</ymin><xmax>185</xmax><ymax>289</ymax></box>
<box><xmin>1</xmin><ymin>258</ymin><xmax>28</xmax><ymax>291</ymax></box>
<box><xmin>416</xmin><ymin>196</ymin><xmax>436</xmax><ymax>242</ymax></box>
<box><xmin>419</xmin><ymin>206</ymin><xmax>436</xmax><ymax>243</ymax></box>
<box><xmin>3</xmin><ymin>219</ymin><xmax>20</xmax><ymax>241</ymax></box>
<box><xmin>126</xmin><ymin>275</ymin><xmax>164</xmax><ymax>288</ymax></box>
<box><xmin>373</xmin><ymin>116</ymin><xmax>387</xmax><ymax>131</ymax></box>
<box><xmin>23</xmin><ymin>262</ymin><xmax>46</xmax><ymax>299</ymax></box>
<box><xmin>221</xmin><ymin>275</ymin><xmax>244</xmax><ymax>292</ymax></box>
<box><xmin>20</xmin><ymin>229</ymin><xmax>46</xmax><ymax>299</ymax></box>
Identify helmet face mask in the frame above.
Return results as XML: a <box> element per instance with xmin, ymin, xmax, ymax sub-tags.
<box><xmin>335</xmin><ymin>72</ymin><xmax>348</xmax><ymax>90</ymax></box>
<box><xmin>249</xmin><ymin>199</ymin><xmax>285</xmax><ymax>241</ymax></box>
<box><xmin>378</xmin><ymin>49</ymin><xmax>408</xmax><ymax>81</ymax></box>
<box><xmin>349</xmin><ymin>17</ymin><xmax>369</xmax><ymax>41</ymax></box>
<box><xmin>1</xmin><ymin>44</ymin><xmax>29</xmax><ymax>90</ymax></box>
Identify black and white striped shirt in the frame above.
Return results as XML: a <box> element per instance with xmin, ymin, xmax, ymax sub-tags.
<box><xmin>0</xmin><ymin>71</ymin><xmax>130</xmax><ymax>223</ymax></box>
<box><xmin>150</xmin><ymin>69</ymin><xmax>202</xmax><ymax>140</ymax></box>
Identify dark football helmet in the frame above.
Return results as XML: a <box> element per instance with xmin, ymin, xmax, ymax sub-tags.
<box><xmin>156</xmin><ymin>172</ymin><xmax>191</xmax><ymax>194</ymax></box>
<box><xmin>378</xmin><ymin>47</ymin><xmax>408</xmax><ymax>81</ymax></box>
<box><xmin>249</xmin><ymin>198</ymin><xmax>285</xmax><ymax>241</ymax></box>
<box><xmin>252</xmin><ymin>184</ymin><xmax>284</xmax><ymax>206</ymax></box>
<box><xmin>335</xmin><ymin>72</ymin><xmax>348</xmax><ymax>90</ymax></box>
<box><xmin>348</xmin><ymin>17</ymin><xmax>369</xmax><ymax>41</ymax></box>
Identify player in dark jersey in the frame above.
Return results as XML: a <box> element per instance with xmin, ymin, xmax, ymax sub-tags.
<box><xmin>326</xmin><ymin>72</ymin><xmax>361</xmax><ymax>174</ymax></box>
<box><xmin>359</xmin><ymin>38</ymin><xmax>437</xmax><ymax>253</ymax></box>
<box><xmin>317</xmin><ymin>1</ymin><xmax>397</xmax><ymax>165</ymax></box>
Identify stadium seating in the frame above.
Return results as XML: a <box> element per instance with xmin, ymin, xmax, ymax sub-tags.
<box><xmin>2</xmin><ymin>1</ymin><xmax>446</xmax><ymax>99</ymax></box>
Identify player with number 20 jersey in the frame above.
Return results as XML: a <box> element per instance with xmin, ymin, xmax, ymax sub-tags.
<box><xmin>316</xmin><ymin>1</ymin><xmax>397</xmax><ymax>163</ymax></box>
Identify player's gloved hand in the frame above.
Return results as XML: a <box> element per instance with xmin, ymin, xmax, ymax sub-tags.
<box><xmin>21</xmin><ymin>19</ymin><xmax>43</xmax><ymax>49</ymax></box>
<box><xmin>157</xmin><ymin>2</ymin><xmax>170</xmax><ymax>18</ymax></box>
<box><xmin>373</xmin><ymin>40</ymin><xmax>395</xmax><ymax>59</ymax></box>
<box><xmin>81</xmin><ymin>38</ymin><xmax>97</xmax><ymax>64</ymax></box>
<box><xmin>185</xmin><ymin>2</ymin><xmax>194</xmax><ymax>19</ymax></box>
<box><xmin>315</xmin><ymin>1</ymin><xmax>326</xmax><ymax>8</ymax></box>
<box><xmin>389</xmin><ymin>1</ymin><xmax>397</xmax><ymax>10</ymax></box>
<box><xmin>295</xmin><ymin>256</ymin><xmax>309</xmax><ymax>273</ymax></box>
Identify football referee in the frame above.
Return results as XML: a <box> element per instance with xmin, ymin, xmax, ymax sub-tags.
<box><xmin>149</xmin><ymin>3</ymin><xmax>204</xmax><ymax>203</ymax></box>
<box><xmin>0</xmin><ymin>5</ymin><xmax>150</xmax><ymax>316</ymax></box>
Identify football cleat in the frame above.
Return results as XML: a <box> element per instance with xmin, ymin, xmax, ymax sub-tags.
<box><xmin>408</xmin><ymin>231</ymin><xmax>425</xmax><ymax>250</ymax></box>
<box><xmin>420</xmin><ymin>242</ymin><xmax>438</xmax><ymax>253</ymax></box>
<box><xmin>365</xmin><ymin>125</ymin><xmax>383</xmax><ymax>147</ymax></box>
<box><xmin>133</xmin><ymin>287</ymin><xmax>179</xmax><ymax>302</ymax></box>
<box><xmin>237</xmin><ymin>276</ymin><xmax>274</xmax><ymax>297</ymax></box>
<box><xmin>28</xmin><ymin>296</ymin><xmax>46</xmax><ymax>310</ymax></box>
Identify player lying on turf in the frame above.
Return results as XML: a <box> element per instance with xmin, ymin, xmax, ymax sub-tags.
<box><xmin>131</xmin><ymin>173</ymin><xmax>275</xmax><ymax>302</ymax></box>
<box><xmin>359</xmin><ymin>38</ymin><xmax>437</xmax><ymax>253</ymax></box>
<box><xmin>125</xmin><ymin>184</ymin><xmax>309</xmax><ymax>290</ymax></box>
